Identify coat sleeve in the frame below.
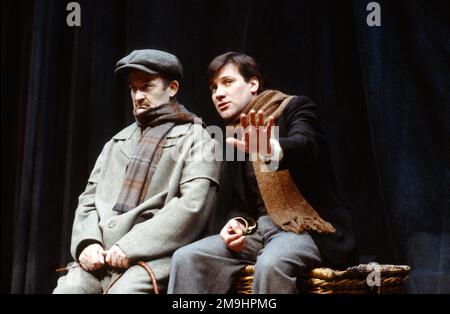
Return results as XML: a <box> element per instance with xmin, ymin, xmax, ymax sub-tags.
<box><xmin>278</xmin><ymin>96</ymin><xmax>325</xmax><ymax>167</ymax></box>
<box><xmin>69</xmin><ymin>142</ymin><xmax>109</xmax><ymax>260</ymax></box>
<box><xmin>115</xmin><ymin>128</ymin><xmax>221</xmax><ymax>262</ymax></box>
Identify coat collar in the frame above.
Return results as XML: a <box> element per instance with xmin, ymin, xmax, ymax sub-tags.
<box><xmin>112</xmin><ymin>122</ymin><xmax>193</xmax><ymax>158</ymax></box>
<box><xmin>112</xmin><ymin>123</ymin><xmax>139</xmax><ymax>158</ymax></box>
<box><xmin>113</xmin><ymin>123</ymin><xmax>138</xmax><ymax>140</ymax></box>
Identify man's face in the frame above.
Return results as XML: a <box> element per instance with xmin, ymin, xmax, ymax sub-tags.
<box><xmin>128</xmin><ymin>70</ymin><xmax>178</xmax><ymax>114</ymax></box>
<box><xmin>210</xmin><ymin>63</ymin><xmax>259</xmax><ymax>121</ymax></box>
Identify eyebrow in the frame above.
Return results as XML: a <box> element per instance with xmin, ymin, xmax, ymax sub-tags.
<box><xmin>213</xmin><ymin>75</ymin><xmax>233</xmax><ymax>84</ymax></box>
<box><xmin>210</xmin><ymin>75</ymin><xmax>233</xmax><ymax>90</ymax></box>
<box><xmin>218</xmin><ymin>75</ymin><xmax>233</xmax><ymax>81</ymax></box>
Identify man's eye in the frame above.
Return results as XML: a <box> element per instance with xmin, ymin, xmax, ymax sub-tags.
<box><xmin>144</xmin><ymin>83</ymin><xmax>154</xmax><ymax>90</ymax></box>
<box><xmin>224</xmin><ymin>80</ymin><xmax>233</xmax><ymax>86</ymax></box>
<box><xmin>210</xmin><ymin>85</ymin><xmax>217</xmax><ymax>93</ymax></box>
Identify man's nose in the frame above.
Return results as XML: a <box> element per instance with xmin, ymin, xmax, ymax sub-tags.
<box><xmin>214</xmin><ymin>86</ymin><xmax>226</xmax><ymax>100</ymax></box>
<box><xmin>135</xmin><ymin>90</ymin><xmax>146</xmax><ymax>101</ymax></box>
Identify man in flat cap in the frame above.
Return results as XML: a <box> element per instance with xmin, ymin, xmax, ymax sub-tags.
<box><xmin>54</xmin><ymin>49</ymin><xmax>221</xmax><ymax>293</ymax></box>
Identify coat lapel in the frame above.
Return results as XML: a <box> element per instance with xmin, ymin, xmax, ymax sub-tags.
<box><xmin>112</xmin><ymin>123</ymin><xmax>140</xmax><ymax>159</ymax></box>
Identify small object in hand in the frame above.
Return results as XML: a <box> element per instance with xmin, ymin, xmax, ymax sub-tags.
<box><xmin>234</xmin><ymin>217</ymin><xmax>258</xmax><ymax>235</ymax></box>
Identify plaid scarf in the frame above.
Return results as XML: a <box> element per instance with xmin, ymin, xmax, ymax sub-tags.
<box><xmin>232</xmin><ymin>90</ymin><xmax>335</xmax><ymax>234</ymax></box>
<box><xmin>113</xmin><ymin>102</ymin><xmax>197</xmax><ymax>214</ymax></box>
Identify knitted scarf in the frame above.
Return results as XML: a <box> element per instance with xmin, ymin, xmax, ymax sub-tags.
<box><xmin>232</xmin><ymin>90</ymin><xmax>336</xmax><ymax>234</ymax></box>
<box><xmin>113</xmin><ymin>102</ymin><xmax>197</xmax><ymax>213</ymax></box>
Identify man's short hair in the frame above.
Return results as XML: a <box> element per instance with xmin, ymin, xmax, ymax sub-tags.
<box><xmin>206</xmin><ymin>52</ymin><xmax>264</xmax><ymax>93</ymax></box>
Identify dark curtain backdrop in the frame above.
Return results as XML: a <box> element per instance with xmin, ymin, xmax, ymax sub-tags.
<box><xmin>1</xmin><ymin>0</ymin><xmax>449</xmax><ymax>293</ymax></box>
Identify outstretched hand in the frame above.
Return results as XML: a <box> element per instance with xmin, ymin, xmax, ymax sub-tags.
<box><xmin>226</xmin><ymin>110</ymin><xmax>274</xmax><ymax>155</ymax></box>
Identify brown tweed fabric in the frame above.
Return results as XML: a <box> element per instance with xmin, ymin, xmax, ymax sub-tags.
<box><xmin>233</xmin><ymin>90</ymin><xmax>336</xmax><ymax>234</ymax></box>
<box><xmin>113</xmin><ymin>102</ymin><xmax>197</xmax><ymax>213</ymax></box>
<box><xmin>252</xmin><ymin>161</ymin><xmax>335</xmax><ymax>234</ymax></box>
<box><xmin>233</xmin><ymin>90</ymin><xmax>293</xmax><ymax>124</ymax></box>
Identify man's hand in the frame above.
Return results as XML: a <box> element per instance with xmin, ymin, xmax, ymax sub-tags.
<box><xmin>79</xmin><ymin>243</ymin><xmax>106</xmax><ymax>272</ymax></box>
<box><xmin>226</xmin><ymin>110</ymin><xmax>274</xmax><ymax>155</ymax></box>
<box><xmin>220</xmin><ymin>218</ymin><xmax>247</xmax><ymax>252</ymax></box>
<box><xmin>103</xmin><ymin>245</ymin><xmax>130</xmax><ymax>269</ymax></box>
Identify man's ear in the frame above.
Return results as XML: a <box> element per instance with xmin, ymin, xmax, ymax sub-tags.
<box><xmin>168</xmin><ymin>80</ymin><xmax>179</xmax><ymax>97</ymax></box>
<box><xmin>249</xmin><ymin>77</ymin><xmax>259</xmax><ymax>94</ymax></box>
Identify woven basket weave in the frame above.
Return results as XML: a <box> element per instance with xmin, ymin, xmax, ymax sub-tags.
<box><xmin>232</xmin><ymin>264</ymin><xmax>411</xmax><ymax>294</ymax></box>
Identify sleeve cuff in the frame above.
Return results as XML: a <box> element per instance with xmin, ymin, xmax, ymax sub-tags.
<box><xmin>259</xmin><ymin>138</ymin><xmax>284</xmax><ymax>163</ymax></box>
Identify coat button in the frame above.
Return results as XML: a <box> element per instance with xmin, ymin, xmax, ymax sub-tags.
<box><xmin>107</xmin><ymin>220</ymin><xmax>116</xmax><ymax>228</ymax></box>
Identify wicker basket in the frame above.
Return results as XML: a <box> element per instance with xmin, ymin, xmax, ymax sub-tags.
<box><xmin>232</xmin><ymin>264</ymin><xmax>411</xmax><ymax>294</ymax></box>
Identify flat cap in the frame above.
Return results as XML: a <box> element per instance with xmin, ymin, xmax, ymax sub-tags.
<box><xmin>115</xmin><ymin>49</ymin><xmax>183</xmax><ymax>81</ymax></box>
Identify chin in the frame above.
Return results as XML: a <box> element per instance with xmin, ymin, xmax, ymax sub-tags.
<box><xmin>219</xmin><ymin>113</ymin><xmax>231</xmax><ymax>121</ymax></box>
<box><xmin>219</xmin><ymin>110</ymin><xmax>234</xmax><ymax>121</ymax></box>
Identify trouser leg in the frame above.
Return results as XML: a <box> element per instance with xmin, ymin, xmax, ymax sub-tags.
<box><xmin>105</xmin><ymin>266</ymin><xmax>157</xmax><ymax>294</ymax></box>
<box><xmin>53</xmin><ymin>265</ymin><xmax>103</xmax><ymax>294</ymax></box>
<box><xmin>253</xmin><ymin>216</ymin><xmax>322</xmax><ymax>294</ymax></box>
<box><xmin>168</xmin><ymin>234</ymin><xmax>261</xmax><ymax>293</ymax></box>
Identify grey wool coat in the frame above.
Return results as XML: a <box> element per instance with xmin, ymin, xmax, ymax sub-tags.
<box><xmin>69</xmin><ymin>122</ymin><xmax>221</xmax><ymax>288</ymax></box>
